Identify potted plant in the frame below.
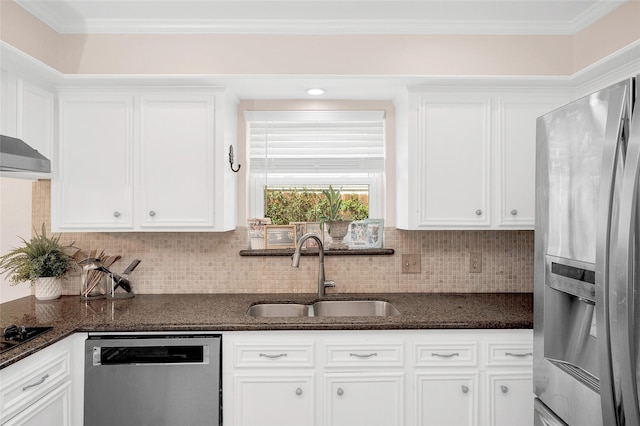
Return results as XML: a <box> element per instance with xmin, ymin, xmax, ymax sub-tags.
<box><xmin>320</xmin><ymin>185</ymin><xmax>351</xmax><ymax>249</ymax></box>
<box><xmin>0</xmin><ymin>224</ymin><xmax>76</xmax><ymax>300</ymax></box>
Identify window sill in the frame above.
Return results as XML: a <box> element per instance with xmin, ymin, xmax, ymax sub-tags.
<box><xmin>239</xmin><ymin>248</ymin><xmax>395</xmax><ymax>257</ymax></box>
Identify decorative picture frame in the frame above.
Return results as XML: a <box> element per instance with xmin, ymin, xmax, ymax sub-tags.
<box><xmin>264</xmin><ymin>225</ymin><xmax>297</xmax><ymax>249</ymax></box>
<box><xmin>247</xmin><ymin>218</ymin><xmax>271</xmax><ymax>249</ymax></box>
<box><xmin>304</xmin><ymin>222</ymin><xmax>323</xmax><ymax>249</ymax></box>
<box><xmin>347</xmin><ymin>219</ymin><xmax>384</xmax><ymax>249</ymax></box>
<box><xmin>290</xmin><ymin>222</ymin><xmax>307</xmax><ymax>245</ymax></box>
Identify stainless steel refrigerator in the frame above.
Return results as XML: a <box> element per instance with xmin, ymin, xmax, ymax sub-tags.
<box><xmin>534</xmin><ymin>76</ymin><xmax>639</xmax><ymax>425</ymax></box>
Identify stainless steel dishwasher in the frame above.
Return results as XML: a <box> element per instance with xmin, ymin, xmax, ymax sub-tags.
<box><xmin>84</xmin><ymin>333</ymin><xmax>221</xmax><ymax>426</ymax></box>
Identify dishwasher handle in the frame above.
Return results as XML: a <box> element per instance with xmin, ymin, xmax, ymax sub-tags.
<box><xmin>92</xmin><ymin>344</ymin><xmax>210</xmax><ymax>366</ymax></box>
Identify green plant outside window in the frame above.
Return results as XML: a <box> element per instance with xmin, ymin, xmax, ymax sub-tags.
<box><xmin>264</xmin><ymin>186</ymin><xmax>369</xmax><ymax>225</ymax></box>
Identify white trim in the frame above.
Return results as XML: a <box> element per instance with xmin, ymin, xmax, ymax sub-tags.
<box><xmin>571</xmin><ymin>39</ymin><xmax>640</xmax><ymax>97</ymax></box>
<box><xmin>14</xmin><ymin>1</ymin><xmax>625</xmax><ymax>35</ymax></box>
<box><xmin>244</xmin><ymin>110</ymin><xmax>385</xmax><ymax>122</ymax></box>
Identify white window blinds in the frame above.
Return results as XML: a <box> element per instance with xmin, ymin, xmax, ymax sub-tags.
<box><xmin>246</xmin><ymin>111</ymin><xmax>385</xmax><ymax>174</ymax></box>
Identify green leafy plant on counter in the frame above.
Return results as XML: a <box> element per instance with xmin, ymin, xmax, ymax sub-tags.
<box><xmin>0</xmin><ymin>224</ymin><xmax>77</xmax><ymax>285</ymax></box>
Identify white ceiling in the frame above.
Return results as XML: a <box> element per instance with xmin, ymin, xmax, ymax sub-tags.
<box><xmin>15</xmin><ymin>0</ymin><xmax>626</xmax><ymax>35</ymax></box>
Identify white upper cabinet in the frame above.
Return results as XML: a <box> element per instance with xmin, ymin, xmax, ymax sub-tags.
<box><xmin>53</xmin><ymin>87</ymin><xmax>237</xmax><ymax>232</ymax></box>
<box><xmin>496</xmin><ymin>95</ymin><xmax>568</xmax><ymax>227</ymax></box>
<box><xmin>397</xmin><ymin>88</ymin><xmax>569</xmax><ymax>230</ymax></box>
<box><xmin>55</xmin><ymin>94</ymin><xmax>135</xmax><ymax>230</ymax></box>
<box><xmin>414</xmin><ymin>93</ymin><xmax>491</xmax><ymax>228</ymax></box>
<box><xmin>137</xmin><ymin>94</ymin><xmax>216</xmax><ymax>229</ymax></box>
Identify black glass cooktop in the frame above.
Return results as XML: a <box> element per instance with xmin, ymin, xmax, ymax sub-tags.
<box><xmin>1</xmin><ymin>325</ymin><xmax>53</xmax><ymax>354</ymax></box>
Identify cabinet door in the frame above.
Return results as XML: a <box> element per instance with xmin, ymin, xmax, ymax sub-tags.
<box><xmin>232</xmin><ymin>374</ymin><xmax>314</xmax><ymax>426</ymax></box>
<box><xmin>487</xmin><ymin>373</ymin><xmax>533</xmax><ymax>426</ymax></box>
<box><xmin>416</xmin><ymin>94</ymin><xmax>491</xmax><ymax>228</ymax></box>
<box><xmin>496</xmin><ymin>96</ymin><xmax>567</xmax><ymax>227</ymax></box>
<box><xmin>324</xmin><ymin>372</ymin><xmax>404</xmax><ymax>426</ymax></box>
<box><xmin>54</xmin><ymin>94</ymin><xmax>134</xmax><ymax>230</ymax></box>
<box><xmin>17</xmin><ymin>80</ymin><xmax>54</xmax><ymax>163</ymax></box>
<box><xmin>138</xmin><ymin>95</ymin><xmax>215</xmax><ymax>229</ymax></box>
<box><xmin>4</xmin><ymin>383</ymin><xmax>71</xmax><ymax>426</ymax></box>
<box><xmin>415</xmin><ymin>372</ymin><xmax>478</xmax><ymax>426</ymax></box>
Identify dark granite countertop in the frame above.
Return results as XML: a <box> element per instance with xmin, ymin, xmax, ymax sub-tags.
<box><xmin>0</xmin><ymin>292</ymin><xmax>532</xmax><ymax>369</ymax></box>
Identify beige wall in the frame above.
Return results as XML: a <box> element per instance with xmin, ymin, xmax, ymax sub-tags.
<box><xmin>574</xmin><ymin>1</ymin><xmax>640</xmax><ymax>72</ymax></box>
<box><xmin>0</xmin><ymin>178</ymin><xmax>32</xmax><ymax>302</ymax></box>
<box><xmin>0</xmin><ymin>1</ymin><xmax>60</xmax><ymax>69</ymax></box>
<box><xmin>55</xmin><ymin>34</ymin><xmax>574</xmax><ymax>76</ymax></box>
<box><xmin>2</xmin><ymin>1</ymin><xmax>638</xmax><ymax>76</ymax></box>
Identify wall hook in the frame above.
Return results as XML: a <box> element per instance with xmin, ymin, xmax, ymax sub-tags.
<box><xmin>228</xmin><ymin>145</ymin><xmax>241</xmax><ymax>173</ymax></box>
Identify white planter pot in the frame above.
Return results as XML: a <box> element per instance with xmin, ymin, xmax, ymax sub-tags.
<box><xmin>35</xmin><ymin>277</ymin><xmax>62</xmax><ymax>300</ymax></box>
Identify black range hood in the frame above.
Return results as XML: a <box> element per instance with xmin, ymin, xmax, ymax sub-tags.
<box><xmin>0</xmin><ymin>135</ymin><xmax>51</xmax><ymax>173</ymax></box>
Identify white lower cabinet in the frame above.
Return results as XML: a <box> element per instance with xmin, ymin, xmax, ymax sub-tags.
<box><xmin>223</xmin><ymin>329</ymin><xmax>532</xmax><ymax>426</ymax></box>
<box><xmin>233</xmin><ymin>374</ymin><xmax>314</xmax><ymax>426</ymax></box>
<box><xmin>324</xmin><ymin>372</ymin><xmax>404</xmax><ymax>426</ymax></box>
<box><xmin>487</xmin><ymin>373</ymin><xmax>534</xmax><ymax>426</ymax></box>
<box><xmin>0</xmin><ymin>333</ymin><xmax>86</xmax><ymax>426</ymax></box>
<box><xmin>416</xmin><ymin>372</ymin><xmax>478</xmax><ymax>426</ymax></box>
<box><xmin>3</xmin><ymin>383</ymin><xmax>71</xmax><ymax>426</ymax></box>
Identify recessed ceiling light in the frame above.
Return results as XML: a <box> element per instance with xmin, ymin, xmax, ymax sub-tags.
<box><xmin>306</xmin><ymin>88</ymin><xmax>326</xmax><ymax>96</ymax></box>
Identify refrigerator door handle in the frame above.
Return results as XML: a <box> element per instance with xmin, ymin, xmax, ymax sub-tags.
<box><xmin>616</xmin><ymin>92</ymin><xmax>640</xmax><ymax>426</ymax></box>
<box><xmin>596</xmin><ymin>84</ymin><xmax>631</xmax><ymax>426</ymax></box>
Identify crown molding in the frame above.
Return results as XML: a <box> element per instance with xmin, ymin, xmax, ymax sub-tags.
<box><xmin>14</xmin><ymin>0</ymin><xmax>627</xmax><ymax>35</ymax></box>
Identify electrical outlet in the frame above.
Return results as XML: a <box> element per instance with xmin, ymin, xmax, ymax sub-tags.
<box><xmin>402</xmin><ymin>254</ymin><xmax>421</xmax><ymax>274</ymax></box>
<box><xmin>470</xmin><ymin>252</ymin><xmax>482</xmax><ymax>273</ymax></box>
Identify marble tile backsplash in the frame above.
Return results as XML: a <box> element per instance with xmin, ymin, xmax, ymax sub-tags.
<box><xmin>33</xmin><ymin>181</ymin><xmax>533</xmax><ymax>295</ymax></box>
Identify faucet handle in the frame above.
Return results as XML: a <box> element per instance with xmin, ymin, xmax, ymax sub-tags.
<box><xmin>324</xmin><ymin>280</ymin><xmax>336</xmax><ymax>288</ymax></box>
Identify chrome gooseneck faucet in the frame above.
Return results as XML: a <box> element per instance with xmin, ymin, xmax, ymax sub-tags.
<box><xmin>291</xmin><ymin>233</ymin><xmax>336</xmax><ymax>297</ymax></box>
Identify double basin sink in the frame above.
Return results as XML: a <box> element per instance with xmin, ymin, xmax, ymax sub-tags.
<box><xmin>247</xmin><ymin>300</ymin><xmax>400</xmax><ymax>318</ymax></box>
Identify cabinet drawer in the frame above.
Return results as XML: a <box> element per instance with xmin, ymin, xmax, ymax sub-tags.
<box><xmin>233</xmin><ymin>342</ymin><xmax>314</xmax><ymax>368</ymax></box>
<box><xmin>414</xmin><ymin>342</ymin><xmax>478</xmax><ymax>367</ymax></box>
<box><xmin>0</xmin><ymin>349</ymin><xmax>70</xmax><ymax>423</ymax></box>
<box><xmin>325</xmin><ymin>342</ymin><xmax>403</xmax><ymax>368</ymax></box>
<box><xmin>486</xmin><ymin>342</ymin><xmax>533</xmax><ymax>367</ymax></box>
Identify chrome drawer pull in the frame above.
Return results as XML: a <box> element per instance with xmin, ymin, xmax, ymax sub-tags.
<box><xmin>432</xmin><ymin>352</ymin><xmax>460</xmax><ymax>358</ymax></box>
<box><xmin>349</xmin><ymin>352</ymin><xmax>378</xmax><ymax>358</ymax></box>
<box><xmin>259</xmin><ymin>353</ymin><xmax>287</xmax><ymax>359</ymax></box>
<box><xmin>295</xmin><ymin>387</ymin><xmax>303</xmax><ymax>396</ymax></box>
<box><xmin>505</xmin><ymin>352</ymin><xmax>532</xmax><ymax>358</ymax></box>
<box><xmin>461</xmin><ymin>385</ymin><xmax>469</xmax><ymax>394</ymax></box>
<box><xmin>501</xmin><ymin>385</ymin><xmax>509</xmax><ymax>394</ymax></box>
<box><xmin>23</xmin><ymin>374</ymin><xmax>49</xmax><ymax>391</ymax></box>
<box><xmin>337</xmin><ymin>387</ymin><xmax>344</xmax><ymax>396</ymax></box>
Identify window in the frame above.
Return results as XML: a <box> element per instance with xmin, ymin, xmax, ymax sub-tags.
<box><xmin>245</xmin><ymin>110</ymin><xmax>385</xmax><ymax>223</ymax></box>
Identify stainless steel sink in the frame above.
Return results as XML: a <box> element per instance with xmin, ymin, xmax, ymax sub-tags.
<box><xmin>246</xmin><ymin>303</ymin><xmax>311</xmax><ymax>318</ymax></box>
<box><xmin>246</xmin><ymin>300</ymin><xmax>400</xmax><ymax>318</ymax></box>
<box><xmin>312</xmin><ymin>300</ymin><xmax>400</xmax><ymax>317</ymax></box>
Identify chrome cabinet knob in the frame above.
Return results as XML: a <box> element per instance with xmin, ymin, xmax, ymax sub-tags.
<box><xmin>149</xmin><ymin>210</ymin><xmax>156</xmax><ymax>217</ymax></box>
<box><xmin>295</xmin><ymin>387</ymin><xmax>302</xmax><ymax>396</ymax></box>
<box><xmin>337</xmin><ymin>388</ymin><xmax>344</xmax><ymax>396</ymax></box>
<box><xmin>475</xmin><ymin>210</ymin><xmax>482</xmax><ymax>216</ymax></box>
<box><xmin>510</xmin><ymin>209</ymin><xmax>518</xmax><ymax>216</ymax></box>
<box><xmin>461</xmin><ymin>385</ymin><xmax>469</xmax><ymax>394</ymax></box>
<box><xmin>500</xmin><ymin>385</ymin><xmax>509</xmax><ymax>394</ymax></box>
<box><xmin>113</xmin><ymin>211</ymin><xmax>121</xmax><ymax>218</ymax></box>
